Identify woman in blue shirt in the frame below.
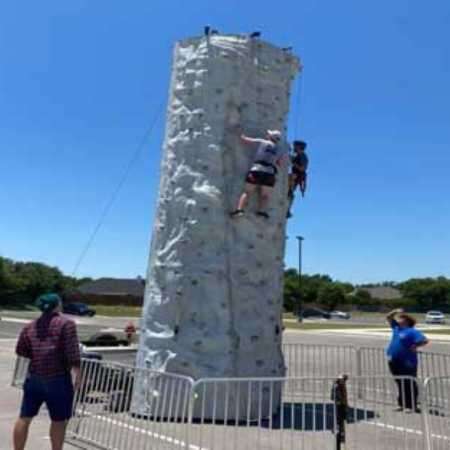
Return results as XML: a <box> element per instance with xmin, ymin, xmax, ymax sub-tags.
<box><xmin>385</xmin><ymin>309</ymin><xmax>429</xmax><ymax>412</ymax></box>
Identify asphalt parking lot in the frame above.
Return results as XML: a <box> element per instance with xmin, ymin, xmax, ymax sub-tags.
<box><xmin>1</xmin><ymin>312</ymin><xmax>449</xmax><ymax>449</ymax></box>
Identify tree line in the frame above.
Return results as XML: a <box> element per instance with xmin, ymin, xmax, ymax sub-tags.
<box><xmin>0</xmin><ymin>256</ymin><xmax>91</xmax><ymax>306</ymax></box>
<box><xmin>1</xmin><ymin>256</ymin><xmax>449</xmax><ymax>312</ymax></box>
<box><xmin>284</xmin><ymin>269</ymin><xmax>450</xmax><ymax>313</ymax></box>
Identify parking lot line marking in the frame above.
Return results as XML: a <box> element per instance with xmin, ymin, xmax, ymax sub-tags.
<box><xmin>74</xmin><ymin>411</ymin><xmax>210</xmax><ymax>450</ymax></box>
<box><xmin>363</xmin><ymin>420</ymin><xmax>450</xmax><ymax>441</ymax></box>
<box><xmin>0</xmin><ymin>317</ymin><xmax>30</xmax><ymax>324</ymax></box>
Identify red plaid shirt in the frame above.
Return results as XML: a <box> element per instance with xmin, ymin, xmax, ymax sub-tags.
<box><xmin>16</xmin><ymin>312</ymin><xmax>81</xmax><ymax>378</ymax></box>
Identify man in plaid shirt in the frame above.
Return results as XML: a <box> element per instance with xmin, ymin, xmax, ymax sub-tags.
<box><xmin>13</xmin><ymin>293</ymin><xmax>81</xmax><ymax>450</ymax></box>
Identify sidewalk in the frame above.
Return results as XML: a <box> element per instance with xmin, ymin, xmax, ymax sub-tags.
<box><xmin>0</xmin><ymin>341</ymin><xmax>77</xmax><ymax>450</ymax></box>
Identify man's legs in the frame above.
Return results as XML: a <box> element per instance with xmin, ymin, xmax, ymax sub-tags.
<box><xmin>13</xmin><ymin>417</ymin><xmax>32</xmax><ymax>450</ymax></box>
<box><xmin>49</xmin><ymin>421</ymin><xmax>68</xmax><ymax>450</ymax></box>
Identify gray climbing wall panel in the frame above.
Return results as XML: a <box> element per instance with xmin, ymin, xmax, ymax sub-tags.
<box><xmin>135</xmin><ymin>34</ymin><xmax>300</xmax><ymax>419</ymax></box>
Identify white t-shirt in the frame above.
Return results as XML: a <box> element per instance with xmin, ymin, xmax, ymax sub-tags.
<box><xmin>252</xmin><ymin>139</ymin><xmax>283</xmax><ymax>166</ymax></box>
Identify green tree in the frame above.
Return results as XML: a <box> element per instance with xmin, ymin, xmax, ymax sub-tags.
<box><xmin>0</xmin><ymin>257</ymin><xmax>17</xmax><ymax>296</ymax></box>
<box><xmin>317</xmin><ymin>284</ymin><xmax>347</xmax><ymax>311</ymax></box>
<box><xmin>399</xmin><ymin>277</ymin><xmax>450</xmax><ymax>310</ymax></box>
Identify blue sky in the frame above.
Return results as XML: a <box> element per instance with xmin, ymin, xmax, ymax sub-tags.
<box><xmin>1</xmin><ymin>1</ymin><xmax>449</xmax><ymax>283</ymax></box>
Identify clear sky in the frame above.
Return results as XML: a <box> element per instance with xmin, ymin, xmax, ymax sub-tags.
<box><xmin>1</xmin><ymin>1</ymin><xmax>449</xmax><ymax>284</ymax></box>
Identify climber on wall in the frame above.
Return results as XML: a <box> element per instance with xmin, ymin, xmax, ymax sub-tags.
<box><xmin>286</xmin><ymin>140</ymin><xmax>309</xmax><ymax>218</ymax></box>
<box><xmin>230</xmin><ymin>129</ymin><xmax>285</xmax><ymax>220</ymax></box>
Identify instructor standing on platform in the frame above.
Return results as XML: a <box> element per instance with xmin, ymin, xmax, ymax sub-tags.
<box><xmin>13</xmin><ymin>293</ymin><xmax>81</xmax><ymax>450</ymax></box>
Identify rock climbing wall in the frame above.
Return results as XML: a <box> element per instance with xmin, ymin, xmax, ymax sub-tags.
<box><xmin>135</xmin><ymin>34</ymin><xmax>300</xmax><ymax>419</ymax></box>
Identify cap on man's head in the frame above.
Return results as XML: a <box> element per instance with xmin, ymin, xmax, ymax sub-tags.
<box><xmin>293</xmin><ymin>140</ymin><xmax>307</xmax><ymax>149</ymax></box>
<box><xmin>267</xmin><ymin>129</ymin><xmax>282</xmax><ymax>141</ymax></box>
<box><xmin>35</xmin><ymin>293</ymin><xmax>61</xmax><ymax>313</ymax></box>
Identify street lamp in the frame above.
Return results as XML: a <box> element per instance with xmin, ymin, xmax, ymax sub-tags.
<box><xmin>296</xmin><ymin>236</ymin><xmax>304</xmax><ymax>319</ymax></box>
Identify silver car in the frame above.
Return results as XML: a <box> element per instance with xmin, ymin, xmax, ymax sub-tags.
<box><xmin>425</xmin><ymin>310</ymin><xmax>445</xmax><ymax>324</ymax></box>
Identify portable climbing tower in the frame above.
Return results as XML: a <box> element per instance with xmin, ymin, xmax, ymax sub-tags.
<box><xmin>135</xmin><ymin>33</ymin><xmax>300</xmax><ymax>419</ymax></box>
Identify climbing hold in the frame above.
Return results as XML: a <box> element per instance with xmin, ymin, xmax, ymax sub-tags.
<box><xmin>194</xmin><ymin>340</ymin><xmax>202</xmax><ymax>347</ymax></box>
<box><xmin>275</xmin><ymin>325</ymin><xmax>280</xmax><ymax>335</ymax></box>
<box><xmin>174</xmin><ymin>325</ymin><xmax>179</xmax><ymax>335</ymax></box>
<box><xmin>250</xmin><ymin>335</ymin><xmax>259</xmax><ymax>343</ymax></box>
<box><xmin>191</xmin><ymin>279</ymin><xmax>199</xmax><ymax>286</ymax></box>
<box><xmin>256</xmin><ymin>360</ymin><xmax>264</xmax><ymax>367</ymax></box>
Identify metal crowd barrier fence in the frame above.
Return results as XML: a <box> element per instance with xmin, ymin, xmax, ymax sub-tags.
<box><xmin>282</xmin><ymin>343</ymin><xmax>358</xmax><ymax>379</ymax></box>
<box><xmin>11</xmin><ymin>343</ymin><xmax>450</xmax><ymax>389</ymax></box>
<box><xmin>282</xmin><ymin>343</ymin><xmax>450</xmax><ymax>380</ymax></box>
<box><xmin>66</xmin><ymin>357</ymin><xmax>444</xmax><ymax>450</ymax></box>
<box><xmin>423</xmin><ymin>377</ymin><xmax>450</xmax><ymax>450</ymax></box>
<box><xmin>66</xmin><ymin>359</ymin><xmax>194</xmax><ymax>450</ymax></box>
<box><xmin>10</xmin><ymin>344</ymin><xmax>450</xmax><ymax>449</ymax></box>
<box><xmin>11</xmin><ymin>355</ymin><xmax>29</xmax><ymax>388</ymax></box>
<box><xmin>188</xmin><ymin>375</ymin><xmax>428</xmax><ymax>450</ymax></box>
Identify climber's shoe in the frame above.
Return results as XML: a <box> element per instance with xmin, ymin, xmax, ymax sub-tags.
<box><xmin>256</xmin><ymin>211</ymin><xmax>270</xmax><ymax>219</ymax></box>
<box><xmin>286</xmin><ymin>210</ymin><xmax>292</xmax><ymax>219</ymax></box>
<box><xmin>230</xmin><ymin>209</ymin><xmax>245</xmax><ymax>218</ymax></box>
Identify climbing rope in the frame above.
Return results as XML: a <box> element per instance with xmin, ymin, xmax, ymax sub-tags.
<box><xmin>71</xmin><ymin>100</ymin><xmax>165</xmax><ymax>276</ymax></box>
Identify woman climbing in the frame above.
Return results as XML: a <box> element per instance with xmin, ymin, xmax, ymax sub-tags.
<box><xmin>230</xmin><ymin>129</ymin><xmax>285</xmax><ymax>220</ymax></box>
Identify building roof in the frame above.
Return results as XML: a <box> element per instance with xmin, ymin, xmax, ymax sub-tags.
<box><xmin>360</xmin><ymin>286</ymin><xmax>402</xmax><ymax>300</ymax></box>
<box><xmin>78</xmin><ymin>278</ymin><xmax>145</xmax><ymax>297</ymax></box>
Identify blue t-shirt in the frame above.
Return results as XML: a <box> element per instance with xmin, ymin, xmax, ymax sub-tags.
<box><xmin>386</xmin><ymin>320</ymin><xmax>426</xmax><ymax>369</ymax></box>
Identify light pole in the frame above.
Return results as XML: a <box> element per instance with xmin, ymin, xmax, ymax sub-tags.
<box><xmin>296</xmin><ymin>236</ymin><xmax>304</xmax><ymax>319</ymax></box>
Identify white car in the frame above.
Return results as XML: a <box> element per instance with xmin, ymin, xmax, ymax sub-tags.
<box><xmin>330</xmin><ymin>310</ymin><xmax>351</xmax><ymax>320</ymax></box>
<box><xmin>425</xmin><ymin>311</ymin><xmax>446</xmax><ymax>324</ymax></box>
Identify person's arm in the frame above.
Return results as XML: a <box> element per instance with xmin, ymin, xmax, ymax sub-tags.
<box><xmin>410</xmin><ymin>331</ymin><xmax>429</xmax><ymax>352</ymax></box>
<box><xmin>62</xmin><ymin>321</ymin><xmax>82</xmax><ymax>389</ymax></box>
<box><xmin>386</xmin><ymin>308</ymin><xmax>403</xmax><ymax>326</ymax></box>
<box><xmin>240</xmin><ymin>134</ymin><xmax>264</xmax><ymax>145</ymax></box>
<box><xmin>15</xmin><ymin>327</ymin><xmax>31</xmax><ymax>359</ymax></box>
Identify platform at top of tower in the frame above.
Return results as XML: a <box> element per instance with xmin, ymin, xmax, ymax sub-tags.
<box><xmin>176</xmin><ymin>32</ymin><xmax>302</xmax><ymax>73</ymax></box>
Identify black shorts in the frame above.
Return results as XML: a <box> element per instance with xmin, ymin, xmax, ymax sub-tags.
<box><xmin>246</xmin><ymin>170</ymin><xmax>276</xmax><ymax>187</ymax></box>
<box><xmin>20</xmin><ymin>374</ymin><xmax>74</xmax><ymax>421</ymax></box>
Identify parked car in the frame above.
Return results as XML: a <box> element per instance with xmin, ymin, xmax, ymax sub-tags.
<box><xmin>299</xmin><ymin>307</ymin><xmax>331</xmax><ymax>320</ymax></box>
<box><xmin>83</xmin><ymin>332</ymin><xmax>129</xmax><ymax>347</ymax></box>
<box><xmin>330</xmin><ymin>310</ymin><xmax>351</xmax><ymax>320</ymax></box>
<box><xmin>425</xmin><ymin>311</ymin><xmax>445</xmax><ymax>324</ymax></box>
<box><xmin>63</xmin><ymin>302</ymin><xmax>96</xmax><ymax>317</ymax></box>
